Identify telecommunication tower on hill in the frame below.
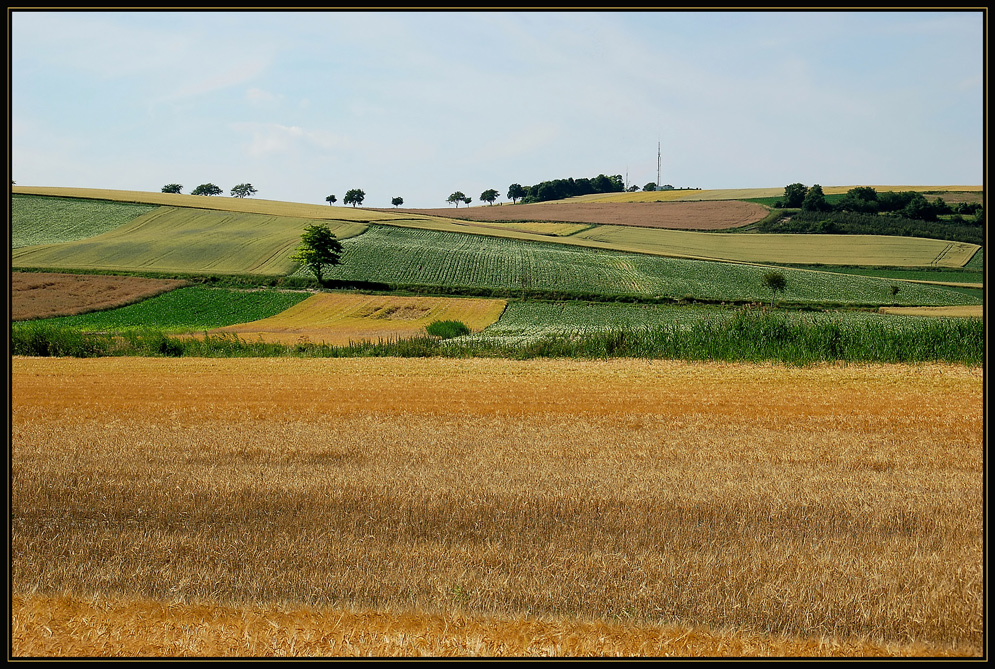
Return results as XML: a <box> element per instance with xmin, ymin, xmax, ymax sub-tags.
<box><xmin>657</xmin><ymin>141</ymin><xmax>661</xmax><ymax>189</ymax></box>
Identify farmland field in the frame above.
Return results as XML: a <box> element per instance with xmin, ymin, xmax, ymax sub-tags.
<box><xmin>389</xmin><ymin>200</ymin><xmax>770</xmax><ymax>230</ymax></box>
<box><xmin>11</xmin><ymin>186</ymin><xmax>403</xmax><ymax>223</ymax></box>
<box><xmin>568</xmin><ymin>225</ymin><xmax>978</xmax><ymax>267</ymax></box>
<box><xmin>208</xmin><ymin>292</ymin><xmax>507</xmax><ymax>345</ymax></box>
<box><xmin>12</xmin><ymin>194</ymin><xmax>158</xmax><ymax>249</ymax></box>
<box><xmin>579</xmin><ymin>185</ymin><xmax>983</xmax><ymax>203</ymax></box>
<box><xmin>10</xmin><ymin>183</ymin><xmax>985</xmax><ymax>658</ymax></box>
<box><xmin>11</xmin><ymin>356</ymin><xmax>983</xmax><ymax>657</ymax></box>
<box><xmin>29</xmin><ymin>285</ymin><xmax>313</xmax><ymax>333</ymax></box>
<box><xmin>13</xmin><ymin>188</ymin><xmax>980</xmax><ymax>272</ymax></box>
<box><xmin>476</xmin><ymin>299</ymin><xmax>983</xmax><ymax>344</ymax></box>
<box><xmin>309</xmin><ymin>225</ymin><xmax>980</xmax><ymax>307</ymax></box>
<box><xmin>11</xmin><ymin>207</ymin><xmax>368</xmax><ymax>276</ymax></box>
<box><xmin>11</xmin><ymin>272</ymin><xmax>189</xmax><ymax>321</ymax></box>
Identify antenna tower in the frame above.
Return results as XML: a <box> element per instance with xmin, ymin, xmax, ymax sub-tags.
<box><xmin>657</xmin><ymin>141</ymin><xmax>661</xmax><ymax>188</ymax></box>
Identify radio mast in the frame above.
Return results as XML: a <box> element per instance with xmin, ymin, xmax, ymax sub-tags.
<box><xmin>657</xmin><ymin>141</ymin><xmax>661</xmax><ymax>188</ymax></box>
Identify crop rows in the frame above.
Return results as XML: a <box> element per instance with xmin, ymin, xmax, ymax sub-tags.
<box><xmin>12</xmin><ymin>207</ymin><xmax>368</xmax><ymax>277</ymax></box>
<box><xmin>32</xmin><ymin>285</ymin><xmax>311</xmax><ymax>333</ymax></box>
<box><xmin>309</xmin><ymin>225</ymin><xmax>981</xmax><ymax>307</ymax></box>
<box><xmin>12</xmin><ymin>195</ymin><xmax>158</xmax><ymax>249</ymax></box>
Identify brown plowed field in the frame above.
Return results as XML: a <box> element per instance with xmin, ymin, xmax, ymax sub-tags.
<box><xmin>377</xmin><ymin>200</ymin><xmax>770</xmax><ymax>230</ymax></box>
<box><xmin>11</xmin><ymin>272</ymin><xmax>188</xmax><ymax>321</ymax></box>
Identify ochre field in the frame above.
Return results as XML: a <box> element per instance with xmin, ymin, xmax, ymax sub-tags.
<box><xmin>11</xmin><ymin>357</ymin><xmax>983</xmax><ymax>657</ymax></box>
<box><xmin>208</xmin><ymin>293</ymin><xmax>507</xmax><ymax>345</ymax></box>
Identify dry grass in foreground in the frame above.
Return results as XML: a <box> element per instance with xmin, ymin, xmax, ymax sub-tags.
<box><xmin>12</xmin><ymin>593</ymin><xmax>974</xmax><ymax>658</ymax></box>
<box><xmin>11</xmin><ymin>358</ymin><xmax>983</xmax><ymax>657</ymax></box>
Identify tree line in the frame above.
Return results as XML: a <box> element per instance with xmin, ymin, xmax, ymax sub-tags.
<box><xmin>509</xmin><ymin>173</ymin><xmax>626</xmax><ymax>204</ymax></box>
<box><xmin>774</xmin><ymin>183</ymin><xmax>983</xmax><ymax>223</ymax></box>
<box><xmin>763</xmin><ymin>183</ymin><xmax>984</xmax><ymax>245</ymax></box>
<box><xmin>162</xmin><ymin>183</ymin><xmax>258</xmax><ymax>198</ymax></box>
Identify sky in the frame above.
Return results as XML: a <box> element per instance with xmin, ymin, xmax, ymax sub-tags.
<box><xmin>10</xmin><ymin>9</ymin><xmax>985</xmax><ymax>209</ymax></box>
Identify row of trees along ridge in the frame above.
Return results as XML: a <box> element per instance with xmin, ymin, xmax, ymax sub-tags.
<box><xmin>162</xmin><ymin>183</ymin><xmax>257</xmax><ymax>198</ymax></box>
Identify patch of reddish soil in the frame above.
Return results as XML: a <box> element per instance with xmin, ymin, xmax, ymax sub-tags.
<box><xmin>11</xmin><ymin>272</ymin><xmax>188</xmax><ymax>321</ymax></box>
<box><xmin>376</xmin><ymin>200</ymin><xmax>769</xmax><ymax>230</ymax></box>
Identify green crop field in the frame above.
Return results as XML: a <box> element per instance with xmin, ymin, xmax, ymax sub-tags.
<box><xmin>12</xmin><ymin>194</ymin><xmax>159</xmax><ymax>249</ymax></box>
<box><xmin>11</xmin><ymin>206</ymin><xmax>368</xmax><ymax>277</ymax></box>
<box><xmin>34</xmin><ymin>285</ymin><xmax>312</xmax><ymax>334</ymax></box>
<box><xmin>480</xmin><ymin>299</ymin><xmax>975</xmax><ymax>344</ymax></box>
<box><xmin>306</xmin><ymin>225</ymin><xmax>980</xmax><ymax>307</ymax></box>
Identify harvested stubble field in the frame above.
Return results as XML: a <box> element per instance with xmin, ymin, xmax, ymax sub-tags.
<box><xmin>11</xmin><ymin>357</ymin><xmax>982</xmax><ymax>657</ymax></box>
<box><xmin>11</xmin><ymin>272</ymin><xmax>188</xmax><ymax>321</ymax></box>
<box><xmin>387</xmin><ymin>200</ymin><xmax>770</xmax><ymax>231</ymax></box>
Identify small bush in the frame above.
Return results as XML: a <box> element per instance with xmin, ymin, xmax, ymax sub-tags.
<box><xmin>426</xmin><ymin>320</ymin><xmax>471</xmax><ymax>339</ymax></box>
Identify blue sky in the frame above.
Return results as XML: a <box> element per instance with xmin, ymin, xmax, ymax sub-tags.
<box><xmin>10</xmin><ymin>10</ymin><xmax>984</xmax><ymax>208</ymax></box>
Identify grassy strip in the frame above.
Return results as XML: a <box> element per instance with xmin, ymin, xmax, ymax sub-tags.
<box><xmin>12</xmin><ymin>307</ymin><xmax>982</xmax><ymax>365</ymax></box>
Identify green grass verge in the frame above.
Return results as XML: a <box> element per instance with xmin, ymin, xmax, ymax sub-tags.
<box><xmin>12</xmin><ymin>305</ymin><xmax>982</xmax><ymax>365</ymax></box>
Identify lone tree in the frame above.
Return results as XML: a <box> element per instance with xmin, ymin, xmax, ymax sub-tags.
<box><xmin>391</xmin><ymin>196</ymin><xmax>404</xmax><ymax>208</ymax></box>
<box><xmin>325</xmin><ymin>194</ymin><xmax>337</xmax><ymax>205</ymax></box>
<box><xmin>343</xmin><ymin>189</ymin><xmax>365</xmax><ymax>207</ymax></box>
<box><xmin>761</xmin><ymin>270</ymin><xmax>788</xmax><ymax>304</ymax></box>
<box><xmin>507</xmin><ymin>183</ymin><xmax>526</xmax><ymax>204</ymax></box>
<box><xmin>230</xmin><ymin>183</ymin><xmax>258</xmax><ymax>198</ymax></box>
<box><xmin>191</xmin><ymin>183</ymin><xmax>223</xmax><ymax>196</ymax></box>
<box><xmin>290</xmin><ymin>223</ymin><xmax>343</xmax><ymax>284</ymax></box>
<box><xmin>447</xmin><ymin>191</ymin><xmax>467</xmax><ymax>208</ymax></box>
<box><xmin>480</xmin><ymin>188</ymin><xmax>499</xmax><ymax>206</ymax></box>
<box><xmin>161</xmin><ymin>183</ymin><xmax>183</xmax><ymax>194</ymax></box>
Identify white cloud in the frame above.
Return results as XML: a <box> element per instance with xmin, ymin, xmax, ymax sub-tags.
<box><xmin>231</xmin><ymin>122</ymin><xmax>350</xmax><ymax>157</ymax></box>
<box><xmin>246</xmin><ymin>87</ymin><xmax>283</xmax><ymax>105</ymax></box>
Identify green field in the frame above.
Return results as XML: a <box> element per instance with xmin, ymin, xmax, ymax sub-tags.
<box><xmin>12</xmin><ymin>194</ymin><xmax>158</xmax><ymax>249</ymax></box>
<box><xmin>12</xmin><ymin>206</ymin><xmax>368</xmax><ymax>277</ymax></box>
<box><xmin>306</xmin><ymin>225</ymin><xmax>980</xmax><ymax>307</ymax></box>
<box><xmin>35</xmin><ymin>285</ymin><xmax>312</xmax><ymax>334</ymax></box>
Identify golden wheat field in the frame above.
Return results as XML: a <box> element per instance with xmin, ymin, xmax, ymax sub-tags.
<box><xmin>11</xmin><ymin>357</ymin><xmax>983</xmax><ymax>658</ymax></box>
<box><xmin>207</xmin><ymin>293</ymin><xmax>507</xmax><ymax>345</ymax></box>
